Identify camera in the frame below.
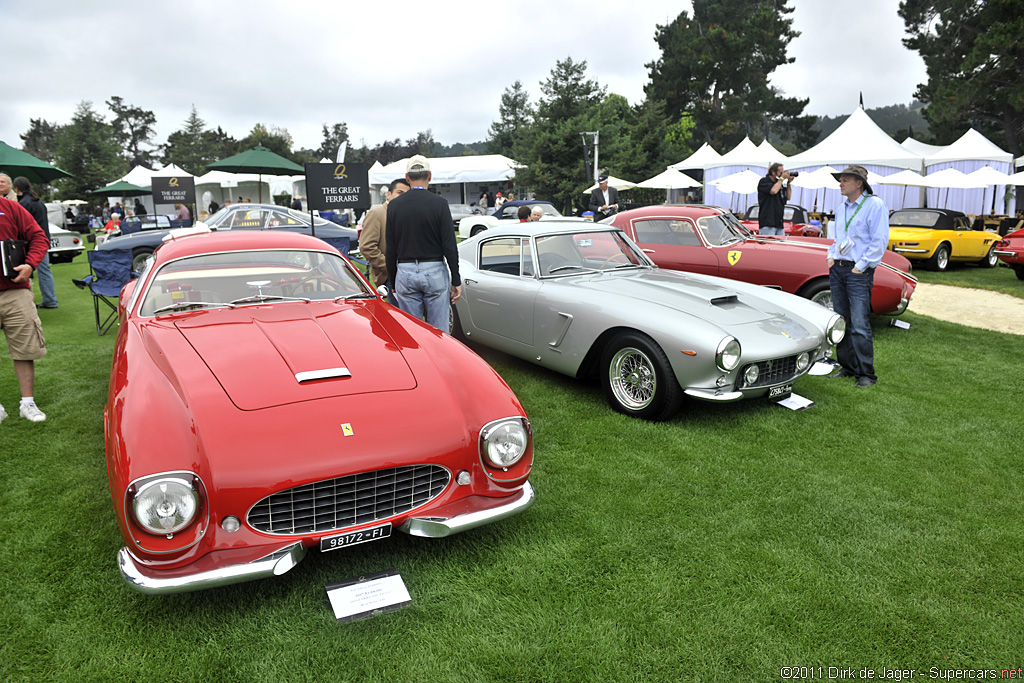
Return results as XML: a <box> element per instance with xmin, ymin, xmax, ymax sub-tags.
<box><xmin>788</xmin><ymin>171</ymin><xmax>799</xmax><ymax>178</ymax></box>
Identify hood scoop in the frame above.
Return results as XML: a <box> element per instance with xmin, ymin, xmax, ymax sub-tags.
<box><xmin>296</xmin><ymin>367</ymin><xmax>351</xmax><ymax>383</ymax></box>
<box><xmin>710</xmin><ymin>294</ymin><xmax>739</xmax><ymax>306</ymax></box>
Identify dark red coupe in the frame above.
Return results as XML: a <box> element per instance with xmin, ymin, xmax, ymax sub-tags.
<box><xmin>607</xmin><ymin>205</ymin><xmax>917</xmax><ymax>315</ymax></box>
<box><xmin>995</xmin><ymin>226</ymin><xmax>1024</xmax><ymax>279</ymax></box>
<box><xmin>106</xmin><ymin>229</ymin><xmax>534</xmax><ymax>594</ymax></box>
<box><xmin>740</xmin><ymin>204</ymin><xmax>824</xmax><ymax>238</ymax></box>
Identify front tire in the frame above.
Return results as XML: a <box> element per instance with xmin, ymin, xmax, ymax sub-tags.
<box><xmin>470</xmin><ymin>225</ymin><xmax>486</xmax><ymax>237</ymax></box>
<box><xmin>601</xmin><ymin>332</ymin><xmax>683</xmax><ymax>421</ymax></box>
<box><xmin>1014</xmin><ymin>265</ymin><xmax>1024</xmax><ymax>281</ymax></box>
<box><xmin>131</xmin><ymin>247</ymin><xmax>154</xmax><ymax>274</ymax></box>
<box><xmin>927</xmin><ymin>243</ymin><xmax>951</xmax><ymax>271</ymax></box>
<box><xmin>978</xmin><ymin>245</ymin><xmax>998</xmax><ymax>268</ymax></box>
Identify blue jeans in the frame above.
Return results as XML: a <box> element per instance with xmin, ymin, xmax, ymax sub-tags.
<box><xmin>36</xmin><ymin>253</ymin><xmax>57</xmax><ymax>308</ymax></box>
<box><xmin>829</xmin><ymin>263</ymin><xmax>875</xmax><ymax>380</ymax></box>
<box><xmin>395</xmin><ymin>261</ymin><xmax>451</xmax><ymax>332</ymax></box>
<box><xmin>759</xmin><ymin>225</ymin><xmax>785</xmax><ymax>236</ymax></box>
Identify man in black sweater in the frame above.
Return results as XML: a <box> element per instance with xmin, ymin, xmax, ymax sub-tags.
<box><xmin>384</xmin><ymin>155</ymin><xmax>461</xmax><ymax>332</ymax></box>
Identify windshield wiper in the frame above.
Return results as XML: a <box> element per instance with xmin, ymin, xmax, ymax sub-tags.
<box><xmin>153</xmin><ymin>301</ymin><xmax>236</xmax><ymax>315</ymax></box>
<box><xmin>549</xmin><ymin>264</ymin><xmax>598</xmax><ymax>274</ymax></box>
<box><xmin>228</xmin><ymin>294</ymin><xmax>311</xmax><ymax>305</ymax></box>
<box><xmin>335</xmin><ymin>292</ymin><xmax>377</xmax><ymax>301</ymax></box>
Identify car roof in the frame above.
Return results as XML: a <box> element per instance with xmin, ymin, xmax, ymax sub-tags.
<box><xmin>467</xmin><ymin>220</ymin><xmax>618</xmax><ymax>240</ymax></box>
<box><xmin>612</xmin><ymin>205</ymin><xmax>728</xmax><ymax>220</ymax></box>
<box><xmin>891</xmin><ymin>208</ymin><xmax>966</xmax><ymax>218</ymax></box>
<box><xmin>154</xmin><ymin>229</ymin><xmax>339</xmax><ymax>261</ymax></box>
<box><xmin>499</xmin><ymin>200</ymin><xmax>554</xmax><ymax>209</ymax></box>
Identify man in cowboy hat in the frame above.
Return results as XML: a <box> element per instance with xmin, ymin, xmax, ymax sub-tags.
<box><xmin>588</xmin><ymin>173</ymin><xmax>619</xmax><ymax>221</ymax></box>
<box><xmin>826</xmin><ymin>164</ymin><xmax>889</xmax><ymax>388</ymax></box>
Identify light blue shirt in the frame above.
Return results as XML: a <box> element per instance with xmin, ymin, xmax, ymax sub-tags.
<box><xmin>827</xmin><ymin>193</ymin><xmax>889</xmax><ymax>271</ymax></box>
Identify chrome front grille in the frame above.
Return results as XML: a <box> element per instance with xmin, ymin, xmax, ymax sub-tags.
<box><xmin>743</xmin><ymin>355</ymin><xmax>800</xmax><ymax>388</ymax></box>
<box><xmin>248</xmin><ymin>464</ymin><xmax>451</xmax><ymax>535</ymax></box>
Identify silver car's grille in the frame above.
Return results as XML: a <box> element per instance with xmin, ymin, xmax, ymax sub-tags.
<box><xmin>248</xmin><ymin>465</ymin><xmax>450</xmax><ymax>535</ymax></box>
<box><xmin>743</xmin><ymin>355</ymin><xmax>800</xmax><ymax>388</ymax></box>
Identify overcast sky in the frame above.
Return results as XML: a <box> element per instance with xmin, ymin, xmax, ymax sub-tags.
<box><xmin>2</xmin><ymin>0</ymin><xmax>926</xmax><ymax>157</ymax></box>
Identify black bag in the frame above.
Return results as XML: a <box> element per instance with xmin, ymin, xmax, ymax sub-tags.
<box><xmin>1</xmin><ymin>239</ymin><xmax>28</xmax><ymax>279</ymax></box>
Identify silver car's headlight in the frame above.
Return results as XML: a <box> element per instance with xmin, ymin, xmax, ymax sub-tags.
<box><xmin>480</xmin><ymin>417</ymin><xmax>531</xmax><ymax>468</ymax></box>
<box><xmin>827</xmin><ymin>314</ymin><xmax>847</xmax><ymax>345</ymax></box>
<box><xmin>132</xmin><ymin>475</ymin><xmax>199</xmax><ymax>534</ymax></box>
<box><xmin>715</xmin><ymin>337</ymin><xmax>741</xmax><ymax>371</ymax></box>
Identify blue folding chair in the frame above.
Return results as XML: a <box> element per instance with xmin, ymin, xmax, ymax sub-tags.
<box><xmin>120</xmin><ymin>219</ymin><xmax>143</xmax><ymax>235</ymax></box>
<box><xmin>73</xmin><ymin>250</ymin><xmax>136</xmax><ymax>335</ymax></box>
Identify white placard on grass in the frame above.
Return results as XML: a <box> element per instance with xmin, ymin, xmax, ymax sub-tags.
<box><xmin>326</xmin><ymin>568</ymin><xmax>411</xmax><ymax>623</ymax></box>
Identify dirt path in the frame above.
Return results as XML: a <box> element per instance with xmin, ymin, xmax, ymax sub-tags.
<box><xmin>908</xmin><ymin>283</ymin><xmax>1024</xmax><ymax>336</ymax></box>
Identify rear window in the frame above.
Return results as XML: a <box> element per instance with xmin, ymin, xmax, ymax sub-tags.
<box><xmin>891</xmin><ymin>211</ymin><xmax>942</xmax><ymax>228</ymax></box>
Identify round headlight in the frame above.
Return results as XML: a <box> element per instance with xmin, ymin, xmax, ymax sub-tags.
<box><xmin>480</xmin><ymin>418</ymin><xmax>530</xmax><ymax>468</ymax></box>
<box><xmin>796</xmin><ymin>352</ymin><xmax>810</xmax><ymax>372</ymax></box>
<box><xmin>827</xmin><ymin>315</ymin><xmax>847</xmax><ymax>345</ymax></box>
<box><xmin>716</xmin><ymin>337</ymin><xmax>741</xmax><ymax>371</ymax></box>
<box><xmin>743</xmin><ymin>364</ymin><xmax>759</xmax><ymax>387</ymax></box>
<box><xmin>133</xmin><ymin>476</ymin><xmax>198</xmax><ymax>535</ymax></box>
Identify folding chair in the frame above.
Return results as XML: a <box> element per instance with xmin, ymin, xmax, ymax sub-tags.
<box><xmin>72</xmin><ymin>249</ymin><xmax>135</xmax><ymax>335</ymax></box>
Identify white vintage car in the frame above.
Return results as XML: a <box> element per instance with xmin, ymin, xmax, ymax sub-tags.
<box><xmin>458</xmin><ymin>200</ymin><xmax>584</xmax><ymax>239</ymax></box>
<box><xmin>43</xmin><ymin>202</ymin><xmax>86</xmax><ymax>263</ymax></box>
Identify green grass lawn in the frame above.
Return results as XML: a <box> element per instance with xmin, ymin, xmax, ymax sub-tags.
<box><xmin>911</xmin><ymin>260</ymin><xmax>1024</xmax><ymax>298</ymax></box>
<box><xmin>2</xmin><ymin>256</ymin><xmax>1022</xmax><ymax>682</ymax></box>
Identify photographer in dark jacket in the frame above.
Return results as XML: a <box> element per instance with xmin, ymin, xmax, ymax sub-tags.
<box><xmin>13</xmin><ymin>177</ymin><xmax>57</xmax><ymax>309</ymax></box>
<box><xmin>756</xmin><ymin>163</ymin><xmax>793</xmax><ymax>236</ymax></box>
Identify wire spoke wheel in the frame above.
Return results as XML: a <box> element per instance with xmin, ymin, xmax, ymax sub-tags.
<box><xmin>609</xmin><ymin>346</ymin><xmax>657</xmax><ymax>410</ymax></box>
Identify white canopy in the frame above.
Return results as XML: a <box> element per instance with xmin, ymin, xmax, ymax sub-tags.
<box><xmin>901</xmin><ymin>137</ymin><xmax>945</xmax><ymax>158</ymax></box>
<box><xmin>636</xmin><ymin>168</ymin><xmax>702</xmax><ymax>190</ymax></box>
<box><xmin>368</xmin><ymin>154</ymin><xmax>519</xmax><ymax>186</ymax></box>
<box><xmin>792</xmin><ymin>166</ymin><xmax>841</xmax><ymax>190</ymax></box>
<box><xmin>583</xmin><ymin>175</ymin><xmax>636</xmax><ymax>193</ymax></box>
<box><xmin>786</xmin><ymin>108</ymin><xmax>922</xmax><ymax>170</ymax></box>
<box><xmin>707</xmin><ymin>136</ymin><xmax>783</xmax><ymax>170</ymax></box>
<box><xmin>709</xmin><ymin>169</ymin><xmax>762</xmax><ymax>194</ymax></box>
<box><xmin>924</xmin><ymin>129</ymin><xmax>1013</xmax><ymax>167</ymax></box>
<box><xmin>669</xmin><ymin>142</ymin><xmax>722</xmax><ymax>170</ymax></box>
<box><xmin>875</xmin><ymin>169</ymin><xmax>932</xmax><ymax>188</ymax></box>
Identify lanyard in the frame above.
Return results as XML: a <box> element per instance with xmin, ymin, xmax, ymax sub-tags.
<box><xmin>843</xmin><ymin>196</ymin><xmax>866</xmax><ymax>235</ymax></box>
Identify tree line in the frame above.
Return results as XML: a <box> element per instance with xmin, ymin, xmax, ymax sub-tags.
<box><xmin>17</xmin><ymin>1</ymin><xmax>1022</xmax><ymax>207</ymax></box>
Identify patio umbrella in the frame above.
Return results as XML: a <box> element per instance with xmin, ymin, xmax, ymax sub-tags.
<box><xmin>966</xmin><ymin>166</ymin><xmax>1014</xmax><ymax>214</ymax></box>
<box><xmin>0</xmin><ymin>140</ymin><xmax>72</xmax><ymax>184</ymax></box>
<box><xmin>921</xmin><ymin>167</ymin><xmax>988</xmax><ymax>209</ymax></box>
<box><xmin>90</xmin><ymin>180</ymin><xmax>152</xmax><ymax>216</ymax></box>
<box><xmin>207</xmin><ymin>146</ymin><xmax>304</xmax><ymax>202</ymax></box>
<box><xmin>875</xmin><ymin>168</ymin><xmax>931</xmax><ymax>209</ymax></box>
<box><xmin>583</xmin><ymin>175</ymin><xmax>637</xmax><ymax>193</ymax></box>
<box><xmin>791</xmin><ymin>166</ymin><xmax>840</xmax><ymax>212</ymax></box>
<box><xmin>636</xmin><ymin>168</ymin><xmax>702</xmax><ymax>190</ymax></box>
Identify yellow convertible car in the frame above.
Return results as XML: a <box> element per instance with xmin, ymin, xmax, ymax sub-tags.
<box><xmin>888</xmin><ymin>208</ymin><xmax>1001</xmax><ymax>271</ymax></box>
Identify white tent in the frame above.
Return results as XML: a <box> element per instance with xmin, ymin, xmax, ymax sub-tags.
<box><xmin>113</xmin><ymin>164</ymin><xmax>197</xmax><ymax>215</ymax></box>
<box><xmin>924</xmin><ymin>129</ymin><xmax>1014</xmax><ymax>214</ymax></box>
<box><xmin>901</xmin><ymin>137</ymin><xmax>945</xmax><ymax>158</ymax></box>
<box><xmin>195</xmin><ymin>170</ymin><xmax>272</xmax><ymax>209</ymax></box>
<box><xmin>784</xmin><ymin>107</ymin><xmax>924</xmax><ymax>211</ymax></box>
<box><xmin>703</xmin><ymin>137</ymin><xmax>784</xmax><ymax>210</ymax></box>
<box><xmin>583</xmin><ymin>175</ymin><xmax>637</xmax><ymax>193</ymax></box>
<box><xmin>636</xmin><ymin>168</ymin><xmax>702</xmax><ymax>190</ymax></box>
<box><xmin>367</xmin><ymin>154</ymin><xmax>519</xmax><ymax>205</ymax></box>
<box><xmin>669</xmin><ymin>142</ymin><xmax>722</xmax><ymax>171</ymax></box>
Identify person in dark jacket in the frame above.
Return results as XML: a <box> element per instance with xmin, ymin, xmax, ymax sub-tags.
<box><xmin>133</xmin><ymin>199</ymin><xmax>147</xmax><ymax>217</ymax></box>
<box><xmin>13</xmin><ymin>177</ymin><xmax>57</xmax><ymax>309</ymax></box>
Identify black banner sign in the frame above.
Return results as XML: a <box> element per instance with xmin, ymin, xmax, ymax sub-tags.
<box><xmin>152</xmin><ymin>176</ymin><xmax>196</xmax><ymax>205</ymax></box>
<box><xmin>305</xmin><ymin>163</ymin><xmax>370</xmax><ymax>211</ymax></box>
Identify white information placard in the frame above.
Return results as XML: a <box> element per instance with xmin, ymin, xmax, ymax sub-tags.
<box><xmin>775</xmin><ymin>393</ymin><xmax>815</xmax><ymax>411</ymax></box>
<box><xmin>326</xmin><ymin>568</ymin><xmax>411</xmax><ymax>623</ymax></box>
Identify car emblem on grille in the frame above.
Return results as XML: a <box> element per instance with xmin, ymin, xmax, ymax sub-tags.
<box><xmin>766</xmin><ymin>360</ymin><xmax>774</xmax><ymax>371</ymax></box>
<box><xmin>341</xmin><ymin>423</ymin><xmax>354</xmax><ymax>436</ymax></box>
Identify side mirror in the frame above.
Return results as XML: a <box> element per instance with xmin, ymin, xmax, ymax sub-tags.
<box><xmin>376</xmin><ymin>285</ymin><xmax>389</xmax><ymax>298</ymax></box>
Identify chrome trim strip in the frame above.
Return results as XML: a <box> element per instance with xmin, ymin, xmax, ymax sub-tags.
<box><xmin>398</xmin><ymin>481</ymin><xmax>535</xmax><ymax>538</ymax></box>
<box><xmin>295</xmin><ymin>367</ymin><xmax>351</xmax><ymax>383</ymax></box>
<box><xmin>549</xmin><ymin>313</ymin><xmax>573</xmax><ymax>347</ymax></box>
<box><xmin>894</xmin><ymin>247</ymin><xmax>929</xmax><ymax>253</ymax></box>
<box><xmin>117</xmin><ymin>542</ymin><xmax>307</xmax><ymax>595</ymax></box>
<box><xmin>993</xmin><ymin>250</ymin><xmax>1015</xmax><ymax>257</ymax></box>
<box><xmin>877</xmin><ymin>261</ymin><xmax>918</xmax><ymax>283</ymax></box>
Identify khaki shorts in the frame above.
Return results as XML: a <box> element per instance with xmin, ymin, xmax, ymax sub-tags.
<box><xmin>0</xmin><ymin>288</ymin><xmax>47</xmax><ymax>361</ymax></box>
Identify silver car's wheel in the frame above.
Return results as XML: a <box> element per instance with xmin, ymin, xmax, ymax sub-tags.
<box><xmin>799</xmin><ymin>279</ymin><xmax>834</xmax><ymax>311</ymax></box>
<box><xmin>470</xmin><ymin>225</ymin><xmax>486</xmax><ymax>237</ymax></box>
<box><xmin>601</xmin><ymin>332</ymin><xmax>683</xmax><ymax>421</ymax></box>
<box><xmin>609</xmin><ymin>346</ymin><xmax>657</xmax><ymax>410</ymax></box>
<box><xmin>131</xmin><ymin>248</ymin><xmax>154</xmax><ymax>274</ymax></box>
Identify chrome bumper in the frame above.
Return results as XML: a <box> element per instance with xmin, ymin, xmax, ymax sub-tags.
<box><xmin>117</xmin><ymin>542</ymin><xmax>307</xmax><ymax>595</ymax></box>
<box><xmin>399</xmin><ymin>481</ymin><xmax>535</xmax><ymax>538</ymax></box>
<box><xmin>993</xmin><ymin>250</ymin><xmax>1015</xmax><ymax>257</ymax></box>
<box><xmin>683</xmin><ymin>387</ymin><xmax>744</xmax><ymax>402</ymax></box>
<box><xmin>893</xmin><ymin>247</ymin><xmax>929</xmax><ymax>254</ymax></box>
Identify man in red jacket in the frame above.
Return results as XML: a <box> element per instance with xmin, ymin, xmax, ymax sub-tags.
<box><xmin>0</xmin><ymin>196</ymin><xmax>48</xmax><ymax>423</ymax></box>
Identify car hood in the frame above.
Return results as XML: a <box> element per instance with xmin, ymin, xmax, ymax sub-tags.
<box><xmin>166</xmin><ymin>305</ymin><xmax>416</xmax><ymax>410</ymax></box>
<box><xmin>574</xmin><ymin>270</ymin><xmax>804</xmax><ymax>331</ymax></box>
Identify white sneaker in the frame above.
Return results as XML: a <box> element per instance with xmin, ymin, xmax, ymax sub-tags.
<box><xmin>0</xmin><ymin>404</ymin><xmax>6</xmax><ymax>424</ymax></box>
<box><xmin>19</xmin><ymin>401</ymin><xmax>46</xmax><ymax>422</ymax></box>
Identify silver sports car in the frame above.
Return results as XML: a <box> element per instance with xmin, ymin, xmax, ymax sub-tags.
<box><xmin>453</xmin><ymin>222</ymin><xmax>846</xmax><ymax>421</ymax></box>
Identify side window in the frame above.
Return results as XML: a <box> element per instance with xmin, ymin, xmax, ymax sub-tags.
<box><xmin>230</xmin><ymin>210</ymin><xmax>267</xmax><ymax>228</ymax></box>
<box><xmin>633</xmin><ymin>219</ymin><xmax>701</xmax><ymax>246</ymax></box>
<box><xmin>268</xmin><ymin>211</ymin><xmax>302</xmax><ymax>227</ymax></box>
<box><xmin>479</xmin><ymin>238</ymin><xmax>523</xmax><ymax>276</ymax></box>
<box><xmin>522</xmin><ymin>238</ymin><xmax>535</xmax><ymax>277</ymax></box>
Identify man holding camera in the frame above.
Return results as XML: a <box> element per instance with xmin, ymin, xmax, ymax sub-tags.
<box><xmin>756</xmin><ymin>163</ymin><xmax>793</xmax><ymax>236</ymax></box>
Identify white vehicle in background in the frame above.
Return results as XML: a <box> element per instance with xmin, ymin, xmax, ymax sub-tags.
<box><xmin>458</xmin><ymin>200</ymin><xmax>583</xmax><ymax>239</ymax></box>
<box><xmin>43</xmin><ymin>202</ymin><xmax>86</xmax><ymax>263</ymax></box>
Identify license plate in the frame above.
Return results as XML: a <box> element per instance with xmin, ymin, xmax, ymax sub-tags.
<box><xmin>768</xmin><ymin>384</ymin><xmax>793</xmax><ymax>400</ymax></box>
<box><xmin>320</xmin><ymin>523</ymin><xmax>391</xmax><ymax>552</ymax></box>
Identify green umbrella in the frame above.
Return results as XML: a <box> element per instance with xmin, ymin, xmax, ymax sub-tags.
<box><xmin>0</xmin><ymin>140</ymin><xmax>72</xmax><ymax>184</ymax></box>
<box><xmin>89</xmin><ymin>180</ymin><xmax>152</xmax><ymax>197</ymax></box>
<box><xmin>207</xmin><ymin>145</ymin><xmax>304</xmax><ymax>202</ymax></box>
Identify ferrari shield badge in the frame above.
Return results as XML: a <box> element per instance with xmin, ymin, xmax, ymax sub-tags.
<box><xmin>341</xmin><ymin>423</ymin><xmax>354</xmax><ymax>436</ymax></box>
<box><xmin>727</xmin><ymin>250</ymin><xmax>742</xmax><ymax>265</ymax></box>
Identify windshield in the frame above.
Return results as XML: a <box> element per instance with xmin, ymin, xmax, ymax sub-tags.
<box><xmin>534</xmin><ymin>230</ymin><xmax>649</xmax><ymax>277</ymax></box>
<box><xmin>697</xmin><ymin>213</ymin><xmax>748</xmax><ymax>246</ymax></box>
<box><xmin>138</xmin><ymin>249</ymin><xmax>369</xmax><ymax>316</ymax></box>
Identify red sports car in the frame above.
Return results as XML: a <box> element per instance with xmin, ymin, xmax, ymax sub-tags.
<box><xmin>106</xmin><ymin>229</ymin><xmax>534</xmax><ymax>594</ymax></box>
<box><xmin>740</xmin><ymin>204</ymin><xmax>824</xmax><ymax>238</ymax></box>
<box><xmin>995</xmin><ymin>227</ymin><xmax>1024</xmax><ymax>279</ymax></box>
<box><xmin>607</xmin><ymin>205</ymin><xmax>916</xmax><ymax>315</ymax></box>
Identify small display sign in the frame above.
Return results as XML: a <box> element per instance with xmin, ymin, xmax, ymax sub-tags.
<box><xmin>305</xmin><ymin>163</ymin><xmax>370</xmax><ymax>211</ymax></box>
<box><xmin>152</xmin><ymin>176</ymin><xmax>196</xmax><ymax>205</ymax></box>
<box><xmin>325</xmin><ymin>568</ymin><xmax>411</xmax><ymax>623</ymax></box>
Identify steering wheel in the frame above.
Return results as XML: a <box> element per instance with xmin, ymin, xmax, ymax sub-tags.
<box><xmin>290</xmin><ymin>272</ymin><xmax>340</xmax><ymax>294</ymax></box>
<box><xmin>539</xmin><ymin>253</ymin><xmax>569</xmax><ymax>275</ymax></box>
<box><xmin>599</xmin><ymin>253</ymin><xmax>629</xmax><ymax>269</ymax></box>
